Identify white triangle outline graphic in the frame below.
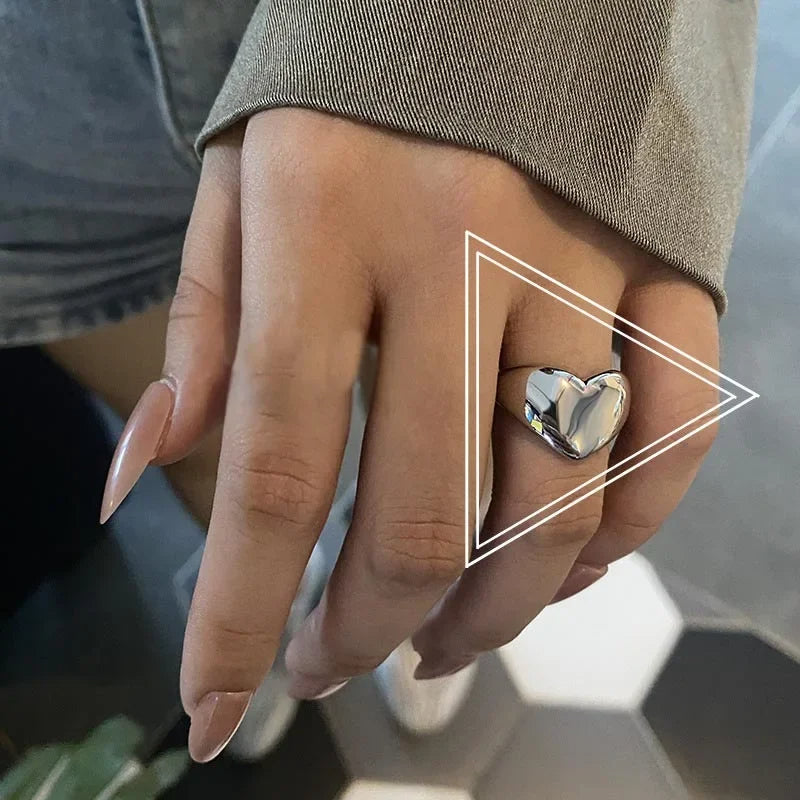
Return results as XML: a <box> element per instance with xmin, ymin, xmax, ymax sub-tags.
<box><xmin>465</xmin><ymin>231</ymin><xmax>760</xmax><ymax>568</ymax></box>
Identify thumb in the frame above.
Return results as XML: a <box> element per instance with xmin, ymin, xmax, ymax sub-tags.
<box><xmin>100</xmin><ymin>126</ymin><xmax>244</xmax><ymax>523</ymax></box>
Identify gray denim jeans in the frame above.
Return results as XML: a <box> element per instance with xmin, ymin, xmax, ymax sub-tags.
<box><xmin>0</xmin><ymin>0</ymin><xmax>255</xmax><ymax>346</ymax></box>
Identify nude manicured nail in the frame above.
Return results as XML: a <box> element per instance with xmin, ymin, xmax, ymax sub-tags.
<box><xmin>551</xmin><ymin>562</ymin><xmax>607</xmax><ymax>604</ymax></box>
<box><xmin>188</xmin><ymin>690</ymin><xmax>252</xmax><ymax>763</ymax></box>
<box><xmin>287</xmin><ymin>673</ymin><xmax>348</xmax><ymax>700</ymax></box>
<box><xmin>99</xmin><ymin>380</ymin><xmax>174</xmax><ymax>523</ymax></box>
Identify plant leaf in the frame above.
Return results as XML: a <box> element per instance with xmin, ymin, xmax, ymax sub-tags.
<box><xmin>111</xmin><ymin>750</ymin><xmax>190</xmax><ymax>800</ymax></box>
<box><xmin>0</xmin><ymin>745</ymin><xmax>71</xmax><ymax>800</ymax></box>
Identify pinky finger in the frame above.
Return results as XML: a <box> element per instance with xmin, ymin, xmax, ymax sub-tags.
<box><xmin>577</xmin><ymin>279</ymin><xmax>721</xmax><ymax>567</ymax></box>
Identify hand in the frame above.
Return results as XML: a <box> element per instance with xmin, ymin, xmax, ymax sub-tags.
<box><xmin>105</xmin><ymin>109</ymin><xmax>719</xmax><ymax>761</ymax></box>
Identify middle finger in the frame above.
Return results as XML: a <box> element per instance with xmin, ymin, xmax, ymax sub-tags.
<box><xmin>284</xmin><ymin>265</ymin><xmax>509</xmax><ymax>697</ymax></box>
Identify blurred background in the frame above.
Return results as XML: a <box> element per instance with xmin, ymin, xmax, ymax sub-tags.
<box><xmin>1</xmin><ymin>1</ymin><xmax>799</xmax><ymax>798</ymax></box>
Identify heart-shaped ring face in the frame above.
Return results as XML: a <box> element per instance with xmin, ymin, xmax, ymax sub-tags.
<box><xmin>524</xmin><ymin>368</ymin><xmax>630</xmax><ymax>459</ymax></box>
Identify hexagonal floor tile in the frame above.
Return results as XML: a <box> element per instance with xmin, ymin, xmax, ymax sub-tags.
<box><xmin>338</xmin><ymin>781</ymin><xmax>473</xmax><ymax>800</ymax></box>
<box><xmin>499</xmin><ymin>553</ymin><xmax>682</xmax><ymax>710</ymax></box>
<box><xmin>644</xmin><ymin>630</ymin><xmax>800</xmax><ymax>799</ymax></box>
<box><xmin>654</xmin><ymin>567</ymin><xmax>752</xmax><ymax>631</ymax></box>
<box><xmin>475</xmin><ymin>707</ymin><xmax>687</xmax><ymax>800</ymax></box>
<box><xmin>320</xmin><ymin>652</ymin><xmax>523</xmax><ymax>791</ymax></box>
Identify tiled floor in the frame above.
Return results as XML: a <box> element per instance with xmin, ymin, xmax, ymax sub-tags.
<box><xmin>644</xmin><ymin>631</ymin><xmax>800</xmax><ymax>799</ymax></box>
<box><xmin>146</xmin><ymin>548</ymin><xmax>800</xmax><ymax>799</ymax></box>
<box><xmin>2</xmin><ymin>2</ymin><xmax>799</xmax><ymax>798</ymax></box>
<box><xmin>475</xmin><ymin>709</ymin><xmax>684</xmax><ymax>800</ymax></box>
<box><xmin>321</xmin><ymin>653</ymin><xmax>523</xmax><ymax>790</ymax></box>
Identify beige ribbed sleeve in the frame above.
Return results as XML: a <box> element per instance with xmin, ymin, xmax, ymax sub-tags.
<box><xmin>198</xmin><ymin>0</ymin><xmax>758</xmax><ymax>312</ymax></box>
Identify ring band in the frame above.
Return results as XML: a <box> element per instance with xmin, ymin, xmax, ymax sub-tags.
<box><xmin>496</xmin><ymin>367</ymin><xmax>630</xmax><ymax>460</ymax></box>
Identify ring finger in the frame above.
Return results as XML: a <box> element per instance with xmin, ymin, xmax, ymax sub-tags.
<box><xmin>413</xmin><ymin>269</ymin><xmax>624</xmax><ymax>677</ymax></box>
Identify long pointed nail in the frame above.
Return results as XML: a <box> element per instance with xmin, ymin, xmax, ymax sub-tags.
<box><xmin>287</xmin><ymin>672</ymin><xmax>348</xmax><ymax>700</ymax></box>
<box><xmin>188</xmin><ymin>690</ymin><xmax>253</xmax><ymax>763</ymax></box>
<box><xmin>99</xmin><ymin>380</ymin><xmax>174</xmax><ymax>524</ymax></box>
<box><xmin>550</xmin><ymin>562</ymin><xmax>607</xmax><ymax>604</ymax></box>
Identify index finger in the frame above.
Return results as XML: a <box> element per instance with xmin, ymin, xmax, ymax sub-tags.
<box><xmin>180</xmin><ymin>154</ymin><xmax>371</xmax><ymax>763</ymax></box>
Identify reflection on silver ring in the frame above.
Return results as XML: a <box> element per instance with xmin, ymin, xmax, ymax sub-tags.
<box><xmin>496</xmin><ymin>367</ymin><xmax>630</xmax><ymax>460</ymax></box>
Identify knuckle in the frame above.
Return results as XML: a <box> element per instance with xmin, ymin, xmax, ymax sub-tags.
<box><xmin>234</xmin><ymin>331</ymin><xmax>304</xmax><ymax>386</ymax></box>
<box><xmin>253</xmin><ymin>137</ymin><xmax>363</xmax><ymax>226</ymax></box>
<box><xmin>169</xmin><ymin>271</ymin><xmax>223</xmax><ymax>323</ymax></box>
<box><xmin>228</xmin><ymin>451</ymin><xmax>326</xmax><ymax>533</ymax></box>
<box><xmin>235</xmin><ymin>323</ymin><xmax>350</xmax><ymax>397</ymax></box>
<box><xmin>294</xmin><ymin>607</ymin><xmax>384</xmax><ymax>676</ymax></box>
<box><xmin>182</xmin><ymin>612</ymin><xmax>280</xmax><ymax>704</ymax></box>
<box><xmin>324</xmin><ymin>646</ymin><xmax>385</xmax><ymax>676</ymax></box>
<box><xmin>510</xmin><ymin>471</ymin><xmax>604</xmax><ymax>551</ymax></box>
<box><xmin>681</xmin><ymin>418</ymin><xmax>719</xmax><ymax>458</ymax></box>
<box><xmin>204</xmin><ymin>618</ymin><xmax>280</xmax><ymax>661</ymax></box>
<box><xmin>369</xmin><ymin>513</ymin><xmax>464</xmax><ymax>592</ymax></box>
<box><xmin>534</xmin><ymin>507</ymin><xmax>604</xmax><ymax>550</ymax></box>
<box><xmin>662</xmin><ymin>386</ymin><xmax>720</xmax><ymax>459</ymax></box>
<box><xmin>611</xmin><ymin>517</ymin><xmax>660</xmax><ymax>553</ymax></box>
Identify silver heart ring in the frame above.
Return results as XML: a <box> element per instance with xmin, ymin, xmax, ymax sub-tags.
<box><xmin>496</xmin><ymin>367</ymin><xmax>631</xmax><ymax>460</ymax></box>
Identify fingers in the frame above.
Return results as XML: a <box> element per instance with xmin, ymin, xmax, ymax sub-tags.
<box><xmin>412</xmin><ymin>273</ymin><xmax>623</xmax><ymax>678</ymax></box>
<box><xmin>180</xmin><ymin>140</ymin><xmax>371</xmax><ymax>761</ymax></box>
<box><xmin>578</xmin><ymin>279</ymin><xmax>720</xmax><ymax>566</ymax></box>
<box><xmin>100</xmin><ymin>127</ymin><xmax>244</xmax><ymax>522</ymax></box>
<box><xmin>282</xmin><ymin>274</ymin><xmax>508</xmax><ymax>698</ymax></box>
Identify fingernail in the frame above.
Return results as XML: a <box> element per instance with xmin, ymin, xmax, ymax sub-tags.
<box><xmin>414</xmin><ymin>657</ymin><xmax>475</xmax><ymax>681</ymax></box>
<box><xmin>99</xmin><ymin>379</ymin><xmax>174</xmax><ymax>523</ymax></box>
<box><xmin>287</xmin><ymin>673</ymin><xmax>348</xmax><ymax>700</ymax></box>
<box><xmin>188</xmin><ymin>690</ymin><xmax>252</xmax><ymax>763</ymax></box>
<box><xmin>550</xmin><ymin>562</ymin><xmax>607</xmax><ymax>604</ymax></box>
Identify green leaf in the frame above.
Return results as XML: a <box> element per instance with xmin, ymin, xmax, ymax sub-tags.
<box><xmin>111</xmin><ymin>750</ymin><xmax>190</xmax><ymax>800</ymax></box>
<box><xmin>80</xmin><ymin>717</ymin><xmax>144</xmax><ymax>758</ymax></box>
<box><xmin>45</xmin><ymin>716</ymin><xmax>144</xmax><ymax>800</ymax></box>
<box><xmin>0</xmin><ymin>745</ymin><xmax>71</xmax><ymax>800</ymax></box>
<box><xmin>0</xmin><ymin>718</ymin><xmax>186</xmax><ymax>800</ymax></box>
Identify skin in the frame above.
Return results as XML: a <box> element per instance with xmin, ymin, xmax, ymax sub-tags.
<box><xmin>87</xmin><ymin>107</ymin><xmax>721</xmax><ymax>759</ymax></box>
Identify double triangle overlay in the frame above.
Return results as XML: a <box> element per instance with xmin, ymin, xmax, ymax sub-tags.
<box><xmin>465</xmin><ymin>232</ymin><xmax>760</xmax><ymax>568</ymax></box>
